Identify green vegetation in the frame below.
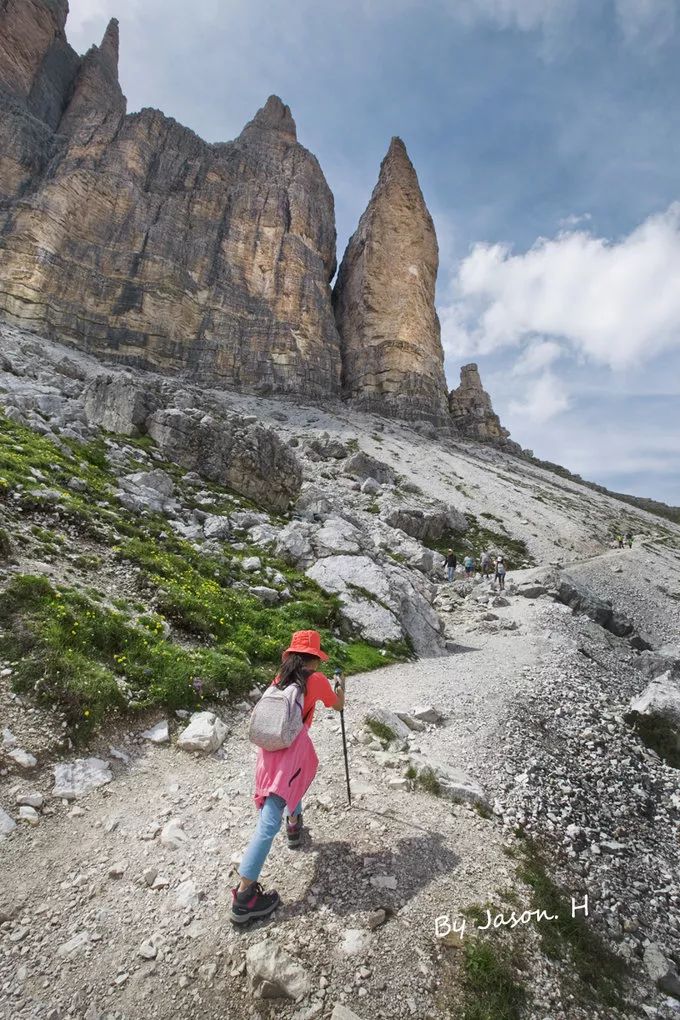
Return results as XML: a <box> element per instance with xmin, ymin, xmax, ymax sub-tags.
<box><xmin>459</xmin><ymin>939</ymin><xmax>527</xmax><ymax>1020</ymax></box>
<box><xmin>0</xmin><ymin>413</ymin><xmax>408</xmax><ymax>736</ymax></box>
<box><xmin>414</xmin><ymin>765</ymin><xmax>441</xmax><ymax>796</ymax></box>
<box><xmin>423</xmin><ymin>513</ymin><xmax>534</xmax><ymax>567</ymax></box>
<box><xmin>510</xmin><ymin>837</ymin><xmax>627</xmax><ymax>1009</ymax></box>
<box><xmin>366</xmin><ymin>718</ymin><xmax>396</xmax><ymax>743</ymax></box>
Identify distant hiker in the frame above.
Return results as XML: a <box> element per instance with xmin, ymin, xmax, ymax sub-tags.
<box><xmin>494</xmin><ymin>555</ymin><xmax>506</xmax><ymax>591</ymax></box>
<box><xmin>481</xmin><ymin>551</ymin><xmax>492</xmax><ymax>578</ymax></box>
<box><xmin>626</xmin><ymin>531</ymin><xmax>633</xmax><ymax>548</ymax></box>
<box><xmin>463</xmin><ymin>554</ymin><xmax>475</xmax><ymax>578</ymax></box>
<box><xmin>617</xmin><ymin>534</ymin><xmax>624</xmax><ymax>549</ymax></box>
<box><xmin>232</xmin><ymin>630</ymin><xmax>345</xmax><ymax>924</ymax></box>
<box><xmin>445</xmin><ymin>549</ymin><xmax>457</xmax><ymax>582</ymax></box>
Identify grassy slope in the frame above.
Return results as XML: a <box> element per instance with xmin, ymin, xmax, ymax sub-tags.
<box><xmin>0</xmin><ymin>414</ymin><xmax>407</xmax><ymax>737</ymax></box>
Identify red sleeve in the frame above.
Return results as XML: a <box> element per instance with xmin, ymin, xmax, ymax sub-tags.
<box><xmin>308</xmin><ymin>672</ymin><xmax>339</xmax><ymax>708</ymax></box>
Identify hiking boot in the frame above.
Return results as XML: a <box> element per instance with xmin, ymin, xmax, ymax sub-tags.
<box><xmin>230</xmin><ymin>882</ymin><xmax>280</xmax><ymax>924</ymax></box>
<box><xmin>286</xmin><ymin>813</ymin><xmax>303</xmax><ymax>848</ymax></box>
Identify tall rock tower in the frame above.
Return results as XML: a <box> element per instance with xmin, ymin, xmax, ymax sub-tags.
<box><xmin>0</xmin><ymin>2</ymin><xmax>343</xmax><ymax>399</ymax></box>
<box><xmin>448</xmin><ymin>364</ymin><xmax>510</xmax><ymax>441</ymax></box>
<box><xmin>332</xmin><ymin>137</ymin><xmax>449</xmax><ymax>422</ymax></box>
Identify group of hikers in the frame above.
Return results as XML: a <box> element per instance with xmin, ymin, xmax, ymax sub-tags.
<box><xmin>617</xmin><ymin>531</ymin><xmax>634</xmax><ymax>549</ymax></box>
<box><xmin>444</xmin><ymin>549</ymin><xmax>507</xmax><ymax>590</ymax></box>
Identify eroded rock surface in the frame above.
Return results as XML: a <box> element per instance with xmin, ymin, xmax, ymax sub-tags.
<box><xmin>0</xmin><ymin>4</ymin><xmax>341</xmax><ymax>399</ymax></box>
<box><xmin>448</xmin><ymin>364</ymin><xmax>510</xmax><ymax>442</ymax></box>
<box><xmin>333</xmin><ymin>138</ymin><xmax>449</xmax><ymax>422</ymax></box>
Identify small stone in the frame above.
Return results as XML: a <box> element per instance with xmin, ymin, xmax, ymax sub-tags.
<box><xmin>367</xmin><ymin>909</ymin><xmax>387</xmax><ymax>930</ymax></box>
<box><xmin>370</xmin><ymin>875</ymin><xmax>397</xmax><ymax>890</ymax></box>
<box><xmin>160</xmin><ymin>819</ymin><xmax>189</xmax><ymax>849</ymax></box>
<box><xmin>18</xmin><ymin>805</ymin><xmax>40</xmax><ymax>826</ymax></box>
<box><xmin>108</xmin><ymin>862</ymin><xmax>127</xmax><ymax>878</ymax></box>
<box><xmin>16</xmin><ymin>792</ymin><xmax>44</xmax><ymax>809</ymax></box>
<box><xmin>8</xmin><ymin>748</ymin><xmax>37</xmax><ymax>769</ymax></box>
<box><xmin>141</xmin><ymin>721</ymin><xmax>170</xmax><ymax>744</ymax></box>
<box><xmin>138</xmin><ymin>940</ymin><xmax>157</xmax><ymax>960</ymax></box>
<box><xmin>143</xmin><ymin>867</ymin><xmax>158</xmax><ymax>887</ymax></box>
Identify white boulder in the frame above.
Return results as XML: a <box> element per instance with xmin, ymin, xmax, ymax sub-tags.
<box><xmin>0</xmin><ymin>806</ymin><xmax>16</xmax><ymax>837</ymax></box>
<box><xmin>141</xmin><ymin>721</ymin><xmax>170</xmax><ymax>744</ymax></box>
<box><xmin>246</xmin><ymin>941</ymin><xmax>311</xmax><ymax>1000</ymax></box>
<box><xmin>52</xmin><ymin>758</ymin><xmax>112</xmax><ymax>800</ymax></box>
<box><xmin>177</xmin><ymin>712</ymin><xmax>228</xmax><ymax>753</ymax></box>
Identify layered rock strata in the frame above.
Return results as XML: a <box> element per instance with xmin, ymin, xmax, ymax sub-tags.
<box><xmin>0</xmin><ymin>3</ymin><xmax>341</xmax><ymax>397</ymax></box>
<box><xmin>448</xmin><ymin>364</ymin><xmax>510</xmax><ymax>442</ymax></box>
<box><xmin>332</xmin><ymin>137</ymin><xmax>449</xmax><ymax>422</ymax></box>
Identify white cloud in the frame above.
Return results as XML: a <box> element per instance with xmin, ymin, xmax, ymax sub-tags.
<box><xmin>441</xmin><ymin>202</ymin><xmax>680</xmax><ymax>370</ymax></box>
<box><xmin>512</xmin><ymin>340</ymin><xmax>564</xmax><ymax>374</ymax></box>
<box><xmin>507</xmin><ymin>371</ymin><xmax>571</xmax><ymax>423</ymax></box>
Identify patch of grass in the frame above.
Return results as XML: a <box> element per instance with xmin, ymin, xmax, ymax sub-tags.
<box><xmin>424</xmin><ymin>513</ymin><xmax>534</xmax><ymax>567</ymax></box>
<box><xmin>0</xmin><ymin>526</ymin><xmax>11</xmax><ymax>558</ymax></box>
<box><xmin>0</xmin><ymin>413</ymin><xmax>410</xmax><ymax>735</ymax></box>
<box><xmin>0</xmin><ymin>574</ymin><xmax>253</xmax><ymax>736</ymax></box>
<box><xmin>624</xmin><ymin>710</ymin><xmax>680</xmax><ymax>768</ymax></box>
<box><xmin>511</xmin><ymin>837</ymin><xmax>627</xmax><ymax>1009</ymax></box>
<box><xmin>460</xmin><ymin>939</ymin><xmax>527</xmax><ymax>1020</ymax></box>
<box><xmin>366</xmin><ymin>718</ymin><xmax>396</xmax><ymax>743</ymax></box>
<box><xmin>416</xmin><ymin>765</ymin><xmax>441</xmax><ymax>796</ymax></box>
<box><xmin>366</xmin><ymin>501</ymin><xmax>381</xmax><ymax>514</ymax></box>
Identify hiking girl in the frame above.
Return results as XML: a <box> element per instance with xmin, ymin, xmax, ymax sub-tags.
<box><xmin>494</xmin><ymin>556</ymin><xmax>506</xmax><ymax>591</ymax></box>
<box><xmin>231</xmin><ymin>630</ymin><xmax>345</xmax><ymax>924</ymax></box>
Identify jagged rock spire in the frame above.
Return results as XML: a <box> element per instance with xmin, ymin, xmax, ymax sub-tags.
<box><xmin>239</xmin><ymin>95</ymin><xmax>297</xmax><ymax>142</ymax></box>
<box><xmin>448</xmin><ymin>364</ymin><xmax>511</xmax><ymax>442</ymax></box>
<box><xmin>58</xmin><ymin>15</ymin><xmax>125</xmax><ymax>137</ymax></box>
<box><xmin>332</xmin><ymin>136</ymin><xmax>449</xmax><ymax>422</ymax></box>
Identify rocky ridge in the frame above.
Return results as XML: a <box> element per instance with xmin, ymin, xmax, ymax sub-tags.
<box><xmin>0</xmin><ymin>0</ymin><xmax>511</xmax><ymax>441</ymax></box>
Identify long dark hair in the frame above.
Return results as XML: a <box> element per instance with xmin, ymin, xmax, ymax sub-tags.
<box><xmin>277</xmin><ymin>652</ymin><xmax>318</xmax><ymax>694</ymax></box>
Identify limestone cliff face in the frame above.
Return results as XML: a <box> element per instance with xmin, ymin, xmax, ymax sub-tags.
<box><xmin>448</xmin><ymin>364</ymin><xmax>510</xmax><ymax>442</ymax></box>
<box><xmin>332</xmin><ymin>137</ymin><xmax>449</xmax><ymax>422</ymax></box>
<box><xmin>0</xmin><ymin>7</ymin><xmax>341</xmax><ymax>398</ymax></box>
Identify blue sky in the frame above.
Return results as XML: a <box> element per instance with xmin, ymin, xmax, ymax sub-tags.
<box><xmin>67</xmin><ymin>0</ymin><xmax>680</xmax><ymax>504</ymax></box>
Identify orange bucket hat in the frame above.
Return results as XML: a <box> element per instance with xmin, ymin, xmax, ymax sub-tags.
<box><xmin>282</xmin><ymin>629</ymin><xmax>329</xmax><ymax>661</ymax></box>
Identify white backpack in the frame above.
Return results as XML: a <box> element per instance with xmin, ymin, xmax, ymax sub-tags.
<box><xmin>248</xmin><ymin>682</ymin><xmax>304</xmax><ymax>751</ymax></box>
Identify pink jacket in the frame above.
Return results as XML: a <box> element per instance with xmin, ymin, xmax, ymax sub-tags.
<box><xmin>253</xmin><ymin>724</ymin><xmax>319</xmax><ymax>813</ymax></box>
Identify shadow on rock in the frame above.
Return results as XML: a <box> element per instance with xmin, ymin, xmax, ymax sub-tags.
<box><xmin>281</xmin><ymin>828</ymin><xmax>460</xmax><ymax>920</ymax></box>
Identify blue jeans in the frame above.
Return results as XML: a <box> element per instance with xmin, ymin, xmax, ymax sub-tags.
<box><xmin>240</xmin><ymin>794</ymin><xmax>302</xmax><ymax>882</ymax></box>
<box><xmin>447</xmin><ymin>566</ymin><xmax>455</xmax><ymax>582</ymax></box>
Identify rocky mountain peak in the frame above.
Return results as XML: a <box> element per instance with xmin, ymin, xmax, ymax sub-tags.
<box><xmin>239</xmin><ymin>94</ymin><xmax>297</xmax><ymax>142</ymax></box>
<box><xmin>98</xmin><ymin>17</ymin><xmax>120</xmax><ymax>70</ymax></box>
<box><xmin>332</xmin><ymin>136</ymin><xmax>449</xmax><ymax>422</ymax></box>
<box><xmin>448</xmin><ymin>363</ymin><xmax>510</xmax><ymax>442</ymax></box>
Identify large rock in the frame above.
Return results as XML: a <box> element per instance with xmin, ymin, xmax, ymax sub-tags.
<box><xmin>342</xmin><ymin>452</ymin><xmax>396</xmax><ymax>485</ymax></box>
<box><xmin>643</xmin><ymin>943</ymin><xmax>680</xmax><ymax>998</ymax></box>
<box><xmin>382</xmin><ymin>501</ymin><xmax>467</xmax><ymax>542</ymax></box>
<box><xmin>52</xmin><ymin>758</ymin><xmax>112</xmax><ymax>799</ymax></box>
<box><xmin>333</xmin><ymin>137</ymin><xmax>449</xmax><ymax>422</ymax></box>
<box><xmin>176</xmin><ymin>712</ymin><xmax>228</xmax><ymax>754</ymax></box>
<box><xmin>557</xmin><ymin>576</ymin><xmax>648</xmax><ymax>646</ymax></box>
<box><xmin>628</xmin><ymin>672</ymin><xmax>680</xmax><ymax>732</ymax></box>
<box><xmin>83</xmin><ymin>374</ymin><xmax>161</xmax><ymax>436</ymax></box>
<box><xmin>364</xmin><ymin>708</ymin><xmax>411</xmax><ymax>741</ymax></box>
<box><xmin>414</xmin><ymin>758</ymin><xmax>490</xmax><ymax>809</ymax></box>
<box><xmin>0</xmin><ymin>2</ymin><xmax>343</xmax><ymax>407</ymax></box>
<box><xmin>146</xmin><ymin>407</ymin><xmax>301</xmax><ymax>512</ymax></box>
<box><xmin>245</xmin><ymin>942</ymin><xmax>311</xmax><ymax>1000</ymax></box>
<box><xmin>448</xmin><ymin>364</ymin><xmax>511</xmax><ymax>442</ymax></box>
<box><xmin>306</xmin><ymin>554</ymin><xmax>446</xmax><ymax>655</ymax></box>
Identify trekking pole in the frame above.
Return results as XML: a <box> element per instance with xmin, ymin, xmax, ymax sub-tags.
<box><xmin>335</xmin><ymin>669</ymin><xmax>351</xmax><ymax>807</ymax></box>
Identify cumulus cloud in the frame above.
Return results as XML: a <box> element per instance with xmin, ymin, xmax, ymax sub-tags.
<box><xmin>441</xmin><ymin>202</ymin><xmax>680</xmax><ymax>370</ymax></box>
<box><xmin>507</xmin><ymin>371</ymin><xmax>571</xmax><ymax>423</ymax></box>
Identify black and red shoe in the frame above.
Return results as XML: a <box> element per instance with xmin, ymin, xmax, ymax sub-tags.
<box><xmin>230</xmin><ymin>882</ymin><xmax>280</xmax><ymax>925</ymax></box>
<box><xmin>286</xmin><ymin>813</ymin><xmax>303</xmax><ymax>848</ymax></box>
